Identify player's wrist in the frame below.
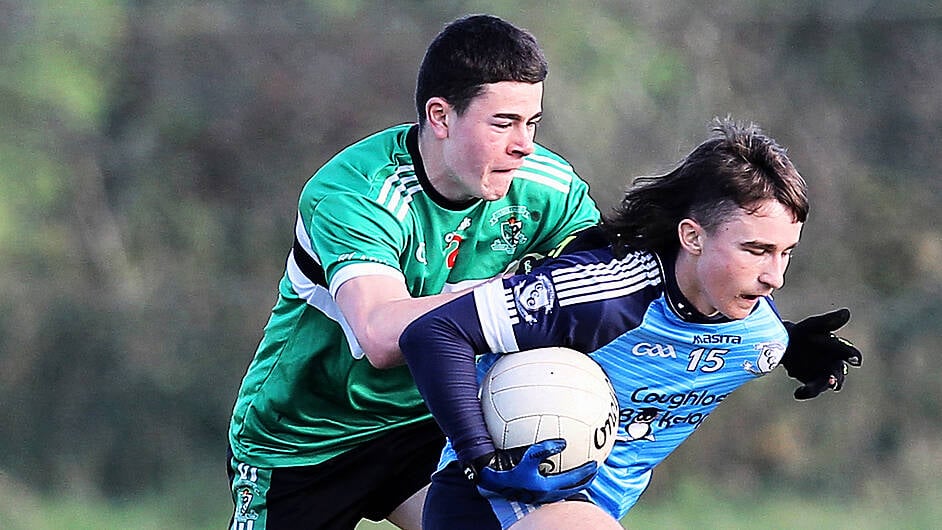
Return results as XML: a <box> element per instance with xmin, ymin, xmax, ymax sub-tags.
<box><xmin>461</xmin><ymin>447</ymin><xmax>514</xmax><ymax>483</ymax></box>
<box><xmin>459</xmin><ymin>454</ymin><xmax>486</xmax><ymax>483</ymax></box>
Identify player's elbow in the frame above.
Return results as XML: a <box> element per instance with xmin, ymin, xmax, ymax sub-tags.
<box><xmin>360</xmin><ymin>336</ymin><xmax>405</xmax><ymax>370</ymax></box>
<box><xmin>364</xmin><ymin>350</ymin><xmax>403</xmax><ymax>370</ymax></box>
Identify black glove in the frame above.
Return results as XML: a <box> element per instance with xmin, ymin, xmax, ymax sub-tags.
<box><xmin>462</xmin><ymin>439</ymin><xmax>598</xmax><ymax>504</ymax></box>
<box><xmin>781</xmin><ymin>308</ymin><xmax>862</xmax><ymax>400</ymax></box>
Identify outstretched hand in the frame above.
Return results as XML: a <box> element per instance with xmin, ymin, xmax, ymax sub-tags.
<box><xmin>782</xmin><ymin>308</ymin><xmax>863</xmax><ymax>400</ymax></box>
<box><xmin>470</xmin><ymin>439</ymin><xmax>598</xmax><ymax>504</ymax></box>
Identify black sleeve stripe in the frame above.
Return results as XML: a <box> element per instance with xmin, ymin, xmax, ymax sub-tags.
<box><xmin>292</xmin><ymin>237</ymin><xmax>328</xmax><ymax>287</ymax></box>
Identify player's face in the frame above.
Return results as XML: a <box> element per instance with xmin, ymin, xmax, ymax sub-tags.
<box><xmin>686</xmin><ymin>200</ymin><xmax>802</xmax><ymax>320</ymax></box>
<box><xmin>438</xmin><ymin>81</ymin><xmax>543</xmax><ymax>202</ymax></box>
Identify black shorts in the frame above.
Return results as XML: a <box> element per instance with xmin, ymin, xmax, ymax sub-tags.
<box><xmin>227</xmin><ymin>418</ymin><xmax>445</xmax><ymax>530</ymax></box>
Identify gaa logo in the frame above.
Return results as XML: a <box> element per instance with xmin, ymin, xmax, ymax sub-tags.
<box><xmin>631</xmin><ymin>342</ymin><xmax>677</xmax><ymax>359</ymax></box>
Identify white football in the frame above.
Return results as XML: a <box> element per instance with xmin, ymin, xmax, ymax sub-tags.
<box><xmin>480</xmin><ymin>347</ymin><xmax>619</xmax><ymax>474</ymax></box>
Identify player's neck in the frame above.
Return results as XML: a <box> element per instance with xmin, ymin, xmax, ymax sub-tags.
<box><xmin>416</xmin><ymin>129</ymin><xmax>478</xmax><ymax>207</ymax></box>
<box><xmin>673</xmin><ymin>254</ymin><xmax>720</xmax><ymax>318</ymax></box>
<box><xmin>417</xmin><ymin>131</ymin><xmax>468</xmax><ymax>202</ymax></box>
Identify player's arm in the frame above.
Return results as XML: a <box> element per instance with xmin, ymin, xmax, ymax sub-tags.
<box><xmin>318</xmin><ymin>182</ymin><xmax>594</xmax><ymax>370</ymax></box>
<box><xmin>304</xmin><ymin>186</ymin><xmax>475</xmax><ymax>369</ymax></box>
<box><xmin>399</xmin><ymin>292</ymin><xmax>495</xmax><ymax>461</ymax></box>
<box><xmin>399</xmin><ymin>255</ymin><xmax>615</xmax><ymax>459</ymax></box>
<box><xmin>408</xmin><ymin>246</ymin><xmax>640</xmax><ymax>419</ymax></box>
<box><xmin>400</xmin><ymin>284</ymin><xmax>596</xmax><ymax>503</ymax></box>
<box><xmin>335</xmin><ymin>226</ymin><xmax>606</xmax><ymax>369</ymax></box>
<box><xmin>335</xmin><ymin>274</ymin><xmax>474</xmax><ymax>369</ymax></box>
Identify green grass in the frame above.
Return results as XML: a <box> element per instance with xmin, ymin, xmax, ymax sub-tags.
<box><xmin>1</xmin><ymin>477</ymin><xmax>938</xmax><ymax>530</ymax></box>
<box><xmin>621</xmin><ymin>478</ymin><xmax>942</xmax><ymax>529</ymax></box>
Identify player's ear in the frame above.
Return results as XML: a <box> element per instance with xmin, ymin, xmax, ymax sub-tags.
<box><xmin>678</xmin><ymin>218</ymin><xmax>703</xmax><ymax>255</ymax></box>
<box><xmin>425</xmin><ymin>97</ymin><xmax>451</xmax><ymax>139</ymax></box>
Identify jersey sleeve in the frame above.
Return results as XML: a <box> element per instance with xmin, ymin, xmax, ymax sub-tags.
<box><xmin>480</xmin><ymin>250</ymin><xmax>659</xmax><ymax>353</ymax></box>
<box><xmin>400</xmin><ymin>292</ymin><xmax>496</xmax><ymax>463</ymax></box>
<box><xmin>304</xmin><ymin>190</ymin><xmax>407</xmax><ymax>293</ymax></box>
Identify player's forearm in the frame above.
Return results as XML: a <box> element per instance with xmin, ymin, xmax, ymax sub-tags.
<box><xmin>336</xmin><ymin>273</ymin><xmax>480</xmax><ymax>369</ymax></box>
<box><xmin>357</xmin><ymin>289</ymin><xmax>468</xmax><ymax>369</ymax></box>
<box><xmin>400</xmin><ymin>294</ymin><xmax>496</xmax><ymax>464</ymax></box>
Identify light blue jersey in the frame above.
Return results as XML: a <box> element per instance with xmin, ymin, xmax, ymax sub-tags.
<box><xmin>582</xmin><ymin>296</ymin><xmax>785</xmax><ymax>518</ymax></box>
<box><xmin>402</xmin><ymin>243</ymin><xmax>788</xmax><ymax>528</ymax></box>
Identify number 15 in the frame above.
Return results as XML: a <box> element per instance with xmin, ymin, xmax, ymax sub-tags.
<box><xmin>687</xmin><ymin>348</ymin><xmax>728</xmax><ymax>373</ymax></box>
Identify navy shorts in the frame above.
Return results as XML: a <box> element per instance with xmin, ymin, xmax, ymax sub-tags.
<box><xmin>423</xmin><ymin>461</ymin><xmax>593</xmax><ymax>530</ymax></box>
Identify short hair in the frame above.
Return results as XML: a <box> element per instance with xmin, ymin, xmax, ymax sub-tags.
<box><xmin>602</xmin><ymin>117</ymin><xmax>809</xmax><ymax>257</ymax></box>
<box><xmin>415</xmin><ymin>14</ymin><xmax>548</xmax><ymax>127</ymax></box>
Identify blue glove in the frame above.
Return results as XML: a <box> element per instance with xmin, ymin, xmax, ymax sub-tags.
<box><xmin>464</xmin><ymin>439</ymin><xmax>599</xmax><ymax>504</ymax></box>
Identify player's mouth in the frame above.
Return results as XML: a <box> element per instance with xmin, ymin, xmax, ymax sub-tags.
<box><xmin>739</xmin><ymin>294</ymin><xmax>764</xmax><ymax>305</ymax></box>
<box><xmin>740</xmin><ymin>291</ymin><xmax>771</xmax><ymax>303</ymax></box>
<box><xmin>493</xmin><ymin>163</ymin><xmax>523</xmax><ymax>174</ymax></box>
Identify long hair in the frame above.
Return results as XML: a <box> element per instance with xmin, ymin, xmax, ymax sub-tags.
<box><xmin>415</xmin><ymin>14</ymin><xmax>548</xmax><ymax>127</ymax></box>
<box><xmin>602</xmin><ymin>118</ymin><xmax>809</xmax><ymax>257</ymax></box>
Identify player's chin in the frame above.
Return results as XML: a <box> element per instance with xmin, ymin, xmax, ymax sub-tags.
<box><xmin>724</xmin><ymin>296</ymin><xmax>760</xmax><ymax>320</ymax></box>
<box><xmin>481</xmin><ymin>169</ymin><xmax>517</xmax><ymax>201</ymax></box>
<box><xmin>480</xmin><ymin>176</ymin><xmax>514</xmax><ymax>201</ymax></box>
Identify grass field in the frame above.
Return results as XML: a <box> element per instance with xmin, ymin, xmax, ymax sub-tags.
<box><xmin>2</xmin><ymin>477</ymin><xmax>938</xmax><ymax>529</ymax></box>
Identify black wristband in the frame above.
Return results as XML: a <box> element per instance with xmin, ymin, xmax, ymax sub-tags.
<box><xmin>461</xmin><ymin>452</ymin><xmax>496</xmax><ymax>483</ymax></box>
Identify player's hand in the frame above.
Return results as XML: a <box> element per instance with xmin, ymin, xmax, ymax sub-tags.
<box><xmin>466</xmin><ymin>439</ymin><xmax>598</xmax><ymax>504</ymax></box>
<box><xmin>781</xmin><ymin>308</ymin><xmax>863</xmax><ymax>400</ymax></box>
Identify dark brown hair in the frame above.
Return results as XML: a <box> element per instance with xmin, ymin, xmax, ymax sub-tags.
<box><xmin>603</xmin><ymin>117</ymin><xmax>808</xmax><ymax>257</ymax></box>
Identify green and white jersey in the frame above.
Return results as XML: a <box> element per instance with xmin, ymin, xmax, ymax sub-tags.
<box><xmin>229</xmin><ymin>124</ymin><xmax>600</xmax><ymax>467</ymax></box>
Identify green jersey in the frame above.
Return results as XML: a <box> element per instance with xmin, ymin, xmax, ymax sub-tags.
<box><xmin>229</xmin><ymin>124</ymin><xmax>600</xmax><ymax>467</ymax></box>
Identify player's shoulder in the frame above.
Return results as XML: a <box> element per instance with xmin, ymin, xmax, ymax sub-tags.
<box><xmin>501</xmin><ymin>247</ymin><xmax>662</xmax><ymax>336</ymax></box>
<box><xmin>511</xmin><ymin>143</ymin><xmax>587</xmax><ymax>194</ymax></box>
<box><xmin>344</xmin><ymin>123</ymin><xmax>413</xmax><ymax>158</ymax></box>
<box><xmin>301</xmin><ymin>124</ymin><xmax>417</xmax><ymax>201</ymax></box>
<box><xmin>525</xmin><ymin>247</ymin><xmax>663</xmax><ymax>300</ymax></box>
<box><xmin>530</xmin><ymin>143</ymin><xmax>574</xmax><ymax>168</ymax></box>
<box><xmin>548</xmin><ymin>247</ymin><xmax>661</xmax><ymax>276</ymax></box>
<box><xmin>748</xmin><ymin>296</ymin><xmax>788</xmax><ymax>331</ymax></box>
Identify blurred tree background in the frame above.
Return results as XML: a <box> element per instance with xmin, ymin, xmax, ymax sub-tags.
<box><xmin>1</xmin><ymin>0</ymin><xmax>940</xmax><ymax>527</ymax></box>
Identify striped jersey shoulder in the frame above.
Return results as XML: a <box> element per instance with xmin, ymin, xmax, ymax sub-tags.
<box><xmin>502</xmin><ymin>249</ymin><xmax>663</xmax><ymax>325</ymax></box>
<box><xmin>514</xmin><ymin>145</ymin><xmax>580</xmax><ymax>194</ymax></box>
<box><xmin>367</xmin><ymin>164</ymin><xmax>422</xmax><ymax>222</ymax></box>
<box><xmin>551</xmin><ymin>250</ymin><xmax>663</xmax><ymax>307</ymax></box>
<box><xmin>307</xmin><ymin>125</ymin><xmax>423</xmax><ymax>222</ymax></box>
<box><xmin>343</xmin><ymin>125</ymin><xmax>422</xmax><ymax>222</ymax></box>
